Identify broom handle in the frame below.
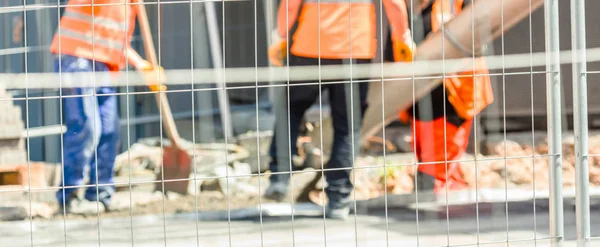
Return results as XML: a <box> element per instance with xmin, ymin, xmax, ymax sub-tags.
<box><xmin>134</xmin><ymin>0</ymin><xmax>182</xmax><ymax>149</ymax></box>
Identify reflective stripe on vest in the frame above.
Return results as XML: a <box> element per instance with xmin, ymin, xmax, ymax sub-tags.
<box><xmin>62</xmin><ymin>10</ymin><xmax>129</xmax><ymax>32</ymax></box>
<box><xmin>56</xmin><ymin>27</ymin><xmax>125</xmax><ymax>51</ymax></box>
<box><xmin>50</xmin><ymin>0</ymin><xmax>136</xmax><ymax>70</ymax></box>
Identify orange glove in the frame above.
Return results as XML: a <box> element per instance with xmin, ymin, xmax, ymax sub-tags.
<box><xmin>393</xmin><ymin>39</ymin><xmax>416</xmax><ymax>62</ymax></box>
<box><xmin>137</xmin><ymin>60</ymin><xmax>167</xmax><ymax>92</ymax></box>
<box><xmin>268</xmin><ymin>40</ymin><xmax>287</xmax><ymax>67</ymax></box>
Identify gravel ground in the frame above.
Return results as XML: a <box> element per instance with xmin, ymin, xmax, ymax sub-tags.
<box><xmin>41</xmin><ymin>171</ymin><xmax>318</xmax><ymax>221</ymax></box>
<box><xmin>14</xmin><ymin>133</ymin><xmax>600</xmax><ymax>222</ymax></box>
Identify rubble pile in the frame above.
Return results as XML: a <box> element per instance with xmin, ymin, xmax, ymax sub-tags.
<box><xmin>113</xmin><ymin>137</ymin><xmax>258</xmax><ymax>196</ymax></box>
<box><xmin>462</xmin><ymin>140</ymin><xmax>555</xmax><ymax>190</ymax></box>
<box><xmin>352</xmin><ymin>155</ymin><xmax>416</xmax><ymax>200</ymax></box>
<box><xmin>0</xmin><ymin>87</ymin><xmax>46</xmax><ymax>189</ymax></box>
<box><xmin>352</xmin><ymin>135</ymin><xmax>600</xmax><ymax>199</ymax></box>
<box><xmin>0</xmin><ymin>87</ymin><xmax>27</xmax><ymax>165</ymax></box>
<box><xmin>477</xmin><ymin>136</ymin><xmax>600</xmax><ymax>189</ymax></box>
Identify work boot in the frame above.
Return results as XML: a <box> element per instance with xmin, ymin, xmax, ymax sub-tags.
<box><xmin>433</xmin><ymin>178</ymin><xmax>469</xmax><ymax>194</ymax></box>
<box><xmin>325</xmin><ymin>205</ymin><xmax>350</xmax><ymax>220</ymax></box>
<box><xmin>325</xmin><ymin>198</ymin><xmax>356</xmax><ymax>220</ymax></box>
<box><xmin>415</xmin><ymin>170</ymin><xmax>435</xmax><ymax>192</ymax></box>
<box><xmin>264</xmin><ymin>182</ymin><xmax>288</xmax><ymax>202</ymax></box>
<box><xmin>324</xmin><ymin>192</ymin><xmax>352</xmax><ymax>220</ymax></box>
<box><xmin>58</xmin><ymin>197</ymin><xmax>110</xmax><ymax>216</ymax></box>
<box><xmin>416</xmin><ymin>170</ymin><xmax>469</xmax><ymax>194</ymax></box>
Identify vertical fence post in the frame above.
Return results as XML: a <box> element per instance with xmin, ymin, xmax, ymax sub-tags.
<box><xmin>205</xmin><ymin>1</ymin><xmax>233</xmax><ymax>140</ymax></box>
<box><xmin>544</xmin><ymin>0</ymin><xmax>564</xmax><ymax>245</ymax></box>
<box><xmin>571</xmin><ymin>0</ymin><xmax>591</xmax><ymax>245</ymax></box>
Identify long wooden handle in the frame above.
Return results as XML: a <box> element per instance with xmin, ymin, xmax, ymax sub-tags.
<box><xmin>134</xmin><ymin>0</ymin><xmax>183</xmax><ymax>149</ymax></box>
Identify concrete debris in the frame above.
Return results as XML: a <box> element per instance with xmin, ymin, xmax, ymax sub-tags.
<box><xmin>0</xmin><ymin>206</ymin><xmax>27</xmax><ymax>221</ymax></box>
<box><xmin>215</xmin><ymin>162</ymin><xmax>259</xmax><ymax>198</ymax></box>
<box><xmin>482</xmin><ymin>135</ymin><xmax>600</xmax><ymax>189</ymax></box>
<box><xmin>0</xmin><ymin>163</ymin><xmax>47</xmax><ymax>188</ymax></box>
<box><xmin>214</xmin><ymin>165</ymin><xmax>234</xmax><ymax>196</ymax></box>
<box><xmin>29</xmin><ymin>202</ymin><xmax>54</xmax><ymax>219</ymax></box>
<box><xmin>114</xmin><ymin>143</ymin><xmax>162</xmax><ymax>176</ymax></box>
<box><xmin>0</xmin><ymin>88</ymin><xmax>27</xmax><ymax>166</ymax></box>
<box><xmin>236</xmin><ymin>131</ymin><xmax>272</xmax><ymax>173</ymax></box>
<box><xmin>0</xmin><ymin>202</ymin><xmax>53</xmax><ymax>221</ymax></box>
<box><xmin>352</xmin><ymin>154</ymin><xmax>416</xmax><ymax>200</ymax></box>
<box><xmin>113</xmin><ymin>137</ymin><xmax>256</xmax><ymax>195</ymax></box>
<box><xmin>15</xmin><ymin>131</ymin><xmax>600</xmax><ymax>221</ymax></box>
<box><xmin>233</xmin><ymin>162</ymin><xmax>252</xmax><ymax>180</ymax></box>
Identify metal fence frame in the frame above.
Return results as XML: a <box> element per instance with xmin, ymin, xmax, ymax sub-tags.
<box><xmin>544</xmin><ymin>0</ymin><xmax>564</xmax><ymax>246</ymax></box>
<box><xmin>1</xmin><ymin>0</ymin><xmax>598</xmax><ymax>246</ymax></box>
<box><xmin>570</xmin><ymin>0</ymin><xmax>591</xmax><ymax>246</ymax></box>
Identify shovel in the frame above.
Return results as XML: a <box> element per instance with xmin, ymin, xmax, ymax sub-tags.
<box><xmin>135</xmin><ymin>0</ymin><xmax>192</xmax><ymax>195</ymax></box>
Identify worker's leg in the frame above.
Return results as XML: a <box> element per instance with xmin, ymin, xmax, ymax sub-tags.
<box><xmin>325</xmin><ymin>80</ymin><xmax>368</xmax><ymax>210</ymax></box>
<box><xmin>413</xmin><ymin>116</ymin><xmax>473</xmax><ymax>193</ymax></box>
<box><xmin>266</xmin><ymin>54</ymin><xmax>321</xmax><ymax>201</ymax></box>
<box><xmin>55</xmin><ymin>55</ymin><xmax>102</xmax><ymax>207</ymax></box>
<box><xmin>85</xmin><ymin>87</ymin><xmax>119</xmax><ymax>207</ymax></box>
<box><xmin>408</xmin><ymin>84</ymin><xmax>469</xmax><ymax>193</ymax></box>
<box><xmin>268</xmin><ymin>86</ymin><xmax>319</xmax><ymax>183</ymax></box>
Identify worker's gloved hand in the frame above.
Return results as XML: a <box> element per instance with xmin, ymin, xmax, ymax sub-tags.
<box><xmin>268</xmin><ymin>40</ymin><xmax>287</xmax><ymax>67</ymax></box>
<box><xmin>393</xmin><ymin>38</ymin><xmax>416</xmax><ymax>62</ymax></box>
<box><xmin>138</xmin><ymin>60</ymin><xmax>167</xmax><ymax>92</ymax></box>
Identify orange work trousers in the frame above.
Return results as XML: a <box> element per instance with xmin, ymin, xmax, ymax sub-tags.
<box><xmin>411</xmin><ymin>117</ymin><xmax>472</xmax><ymax>193</ymax></box>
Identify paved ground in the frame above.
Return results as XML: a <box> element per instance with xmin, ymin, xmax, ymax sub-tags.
<box><xmin>3</xmin><ymin>199</ymin><xmax>600</xmax><ymax>247</ymax></box>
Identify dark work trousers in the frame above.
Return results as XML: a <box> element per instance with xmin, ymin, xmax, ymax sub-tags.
<box><xmin>268</xmin><ymin>54</ymin><xmax>370</xmax><ymax>208</ymax></box>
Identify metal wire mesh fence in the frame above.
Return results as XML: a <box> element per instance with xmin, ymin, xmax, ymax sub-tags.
<box><xmin>1</xmin><ymin>0</ymin><xmax>599</xmax><ymax>246</ymax></box>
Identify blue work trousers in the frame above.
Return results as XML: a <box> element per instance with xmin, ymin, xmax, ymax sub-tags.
<box><xmin>54</xmin><ymin>55</ymin><xmax>120</xmax><ymax>207</ymax></box>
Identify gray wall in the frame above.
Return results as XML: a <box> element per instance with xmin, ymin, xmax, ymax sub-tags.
<box><xmin>482</xmin><ymin>0</ymin><xmax>600</xmax><ymax>134</ymax></box>
<box><xmin>7</xmin><ymin>0</ymin><xmax>600</xmax><ymax>162</ymax></box>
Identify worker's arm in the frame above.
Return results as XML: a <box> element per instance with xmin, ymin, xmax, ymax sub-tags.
<box><xmin>125</xmin><ymin>46</ymin><xmax>148</xmax><ymax>70</ymax></box>
<box><xmin>383</xmin><ymin>0</ymin><xmax>415</xmax><ymax>62</ymax></box>
<box><xmin>277</xmin><ymin>0</ymin><xmax>303</xmax><ymax>39</ymax></box>
<box><xmin>126</xmin><ymin>46</ymin><xmax>166</xmax><ymax>91</ymax></box>
<box><xmin>383</xmin><ymin>0</ymin><xmax>410</xmax><ymax>36</ymax></box>
<box><xmin>269</xmin><ymin>0</ymin><xmax>303</xmax><ymax>66</ymax></box>
<box><xmin>125</xmin><ymin>1</ymin><xmax>147</xmax><ymax>70</ymax></box>
<box><xmin>124</xmin><ymin>0</ymin><xmax>165</xmax><ymax>90</ymax></box>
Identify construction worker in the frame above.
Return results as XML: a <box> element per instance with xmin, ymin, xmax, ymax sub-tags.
<box><xmin>50</xmin><ymin>0</ymin><xmax>164</xmax><ymax>214</ymax></box>
<box><xmin>390</xmin><ymin>0</ymin><xmax>494</xmax><ymax>193</ymax></box>
<box><xmin>266</xmin><ymin>0</ymin><xmax>414</xmax><ymax>220</ymax></box>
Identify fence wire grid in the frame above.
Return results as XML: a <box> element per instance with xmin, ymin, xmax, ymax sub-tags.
<box><xmin>0</xmin><ymin>0</ymin><xmax>599</xmax><ymax>246</ymax></box>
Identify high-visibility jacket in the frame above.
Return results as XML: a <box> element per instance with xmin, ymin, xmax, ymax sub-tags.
<box><xmin>278</xmin><ymin>0</ymin><xmax>412</xmax><ymax>60</ymax></box>
<box><xmin>399</xmin><ymin>0</ymin><xmax>494</xmax><ymax>120</ymax></box>
<box><xmin>50</xmin><ymin>0</ymin><xmax>137</xmax><ymax>71</ymax></box>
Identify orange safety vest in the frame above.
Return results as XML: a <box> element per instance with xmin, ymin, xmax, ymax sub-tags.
<box><xmin>399</xmin><ymin>0</ymin><xmax>494</xmax><ymax>121</ymax></box>
<box><xmin>278</xmin><ymin>0</ymin><xmax>411</xmax><ymax>60</ymax></box>
<box><xmin>49</xmin><ymin>0</ymin><xmax>137</xmax><ymax>71</ymax></box>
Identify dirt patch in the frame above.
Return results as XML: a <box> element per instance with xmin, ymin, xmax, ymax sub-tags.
<box><xmin>47</xmin><ymin>192</ymin><xmax>276</xmax><ymax>221</ymax></box>
<box><xmin>25</xmin><ymin>134</ymin><xmax>600</xmax><ymax>221</ymax></box>
<box><xmin>39</xmin><ymin>172</ymin><xmax>318</xmax><ymax>221</ymax></box>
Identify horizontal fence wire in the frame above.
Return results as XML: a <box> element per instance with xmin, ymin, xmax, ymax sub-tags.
<box><xmin>0</xmin><ymin>48</ymin><xmax>589</xmax><ymax>90</ymax></box>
